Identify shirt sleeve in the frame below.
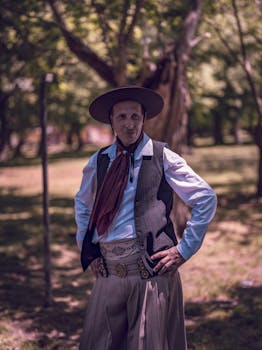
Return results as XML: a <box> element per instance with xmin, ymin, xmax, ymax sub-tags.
<box><xmin>163</xmin><ymin>147</ymin><xmax>217</xmax><ymax>260</ymax></box>
<box><xmin>74</xmin><ymin>152</ymin><xmax>98</xmax><ymax>250</ymax></box>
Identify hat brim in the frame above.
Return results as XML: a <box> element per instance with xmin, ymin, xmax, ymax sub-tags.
<box><xmin>89</xmin><ymin>86</ymin><xmax>164</xmax><ymax>124</ymax></box>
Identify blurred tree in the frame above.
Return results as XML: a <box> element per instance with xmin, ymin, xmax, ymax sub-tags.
<box><xmin>47</xmin><ymin>61</ymin><xmax>107</xmax><ymax>152</ymax></box>
<box><xmin>202</xmin><ymin>0</ymin><xmax>262</xmax><ymax>195</ymax></box>
<box><xmin>48</xmin><ymin>0</ymin><xmax>205</xmax><ymax>149</ymax></box>
<box><xmin>0</xmin><ymin>0</ymin><xmax>57</xmax><ymax>158</ymax></box>
<box><xmin>0</xmin><ymin>0</ymin><xmax>103</xmax><ymax>159</ymax></box>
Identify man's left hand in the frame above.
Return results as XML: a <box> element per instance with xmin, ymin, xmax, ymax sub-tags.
<box><xmin>151</xmin><ymin>246</ymin><xmax>186</xmax><ymax>275</ymax></box>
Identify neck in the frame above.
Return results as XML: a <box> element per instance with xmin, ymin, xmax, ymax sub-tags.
<box><xmin>117</xmin><ymin>132</ymin><xmax>143</xmax><ymax>153</ymax></box>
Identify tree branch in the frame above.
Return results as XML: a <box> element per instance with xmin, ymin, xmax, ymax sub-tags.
<box><xmin>190</xmin><ymin>32</ymin><xmax>211</xmax><ymax>48</ymax></box>
<box><xmin>231</xmin><ymin>0</ymin><xmax>262</xmax><ymax>121</ymax></box>
<box><xmin>125</xmin><ymin>0</ymin><xmax>144</xmax><ymax>43</ymax></box>
<box><xmin>91</xmin><ymin>0</ymin><xmax>115</xmax><ymax>65</ymax></box>
<box><xmin>176</xmin><ymin>0</ymin><xmax>202</xmax><ymax>55</ymax></box>
<box><xmin>119</xmin><ymin>0</ymin><xmax>130</xmax><ymax>43</ymax></box>
<box><xmin>48</xmin><ymin>0</ymin><xmax>117</xmax><ymax>86</ymax></box>
<box><xmin>206</xmin><ymin>17</ymin><xmax>244</xmax><ymax>67</ymax></box>
<box><xmin>163</xmin><ymin>0</ymin><xmax>203</xmax><ymax>150</ymax></box>
<box><xmin>231</xmin><ymin>0</ymin><xmax>247</xmax><ymax>64</ymax></box>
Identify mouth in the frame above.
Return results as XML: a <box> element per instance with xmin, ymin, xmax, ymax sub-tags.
<box><xmin>126</xmin><ymin>130</ymin><xmax>136</xmax><ymax>136</ymax></box>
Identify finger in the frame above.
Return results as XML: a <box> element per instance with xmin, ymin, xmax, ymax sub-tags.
<box><xmin>153</xmin><ymin>262</ymin><xmax>163</xmax><ymax>273</ymax></box>
<box><xmin>165</xmin><ymin>260</ymin><xmax>173</xmax><ymax>269</ymax></box>
<box><xmin>158</xmin><ymin>262</ymin><xmax>172</xmax><ymax>275</ymax></box>
<box><xmin>159</xmin><ymin>260</ymin><xmax>179</xmax><ymax>275</ymax></box>
<box><xmin>158</xmin><ymin>265</ymin><xmax>167</xmax><ymax>275</ymax></box>
<box><xmin>153</xmin><ymin>256</ymin><xmax>169</xmax><ymax>273</ymax></box>
<box><xmin>151</xmin><ymin>250</ymin><xmax>168</xmax><ymax>260</ymax></box>
<box><xmin>166</xmin><ymin>260</ymin><xmax>179</xmax><ymax>273</ymax></box>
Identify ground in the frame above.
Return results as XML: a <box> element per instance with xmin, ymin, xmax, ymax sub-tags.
<box><xmin>0</xmin><ymin>143</ymin><xmax>261</xmax><ymax>349</ymax></box>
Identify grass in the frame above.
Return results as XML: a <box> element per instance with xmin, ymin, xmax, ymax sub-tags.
<box><xmin>0</xmin><ymin>143</ymin><xmax>261</xmax><ymax>349</ymax></box>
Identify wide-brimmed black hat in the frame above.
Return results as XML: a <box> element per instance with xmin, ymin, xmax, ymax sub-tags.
<box><xmin>89</xmin><ymin>86</ymin><xmax>164</xmax><ymax>124</ymax></box>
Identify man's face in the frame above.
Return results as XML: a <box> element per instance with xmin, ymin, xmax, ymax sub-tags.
<box><xmin>111</xmin><ymin>100</ymin><xmax>144</xmax><ymax>147</ymax></box>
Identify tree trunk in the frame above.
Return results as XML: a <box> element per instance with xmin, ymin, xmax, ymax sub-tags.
<box><xmin>66</xmin><ymin>129</ymin><xmax>73</xmax><ymax>147</ymax></box>
<box><xmin>213</xmin><ymin>110</ymin><xmax>224</xmax><ymax>145</ymax></box>
<box><xmin>254</xmin><ymin>124</ymin><xmax>262</xmax><ymax>196</ymax></box>
<box><xmin>187</xmin><ymin>113</ymin><xmax>195</xmax><ymax>147</ymax></box>
<box><xmin>75</xmin><ymin>126</ymin><xmax>84</xmax><ymax>151</ymax></box>
<box><xmin>0</xmin><ymin>93</ymin><xmax>9</xmax><ymax>155</ymax></box>
<box><xmin>12</xmin><ymin>138</ymin><xmax>25</xmax><ymax>158</ymax></box>
<box><xmin>232</xmin><ymin>118</ymin><xmax>242</xmax><ymax>145</ymax></box>
<box><xmin>146</xmin><ymin>1</ymin><xmax>203</xmax><ymax>237</ymax></box>
<box><xmin>115</xmin><ymin>45</ymin><xmax>128</xmax><ymax>86</ymax></box>
<box><xmin>37</xmin><ymin>134</ymin><xmax>45</xmax><ymax>157</ymax></box>
<box><xmin>257</xmin><ymin>149</ymin><xmax>262</xmax><ymax>197</ymax></box>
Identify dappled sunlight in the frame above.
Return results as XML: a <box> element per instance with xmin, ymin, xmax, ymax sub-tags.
<box><xmin>0</xmin><ymin>158</ymin><xmax>87</xmax><ymax>197</ymax></box>
<box><xmin>0</xmin><ymin>319</ymin><xmax>38</xmax><ymax>350</ymax></box>
<box><xmin>217</xmin><ymin>220</ymin><xmax>249</xmax><ymax>235</ymax></box>
<box><xmin>0</xmin><ymin>211</ymin><xmax>33</xmax><ymax>220</ymax></box>
<box><xmin>1</xmin><ymin>143</ymin><xmax>261</xmax><ymax>349</ymax></box>
<box><xmin>185</xmin><ymin>285</ymin><xmax>262</xmax><ymax>349</ymax></box>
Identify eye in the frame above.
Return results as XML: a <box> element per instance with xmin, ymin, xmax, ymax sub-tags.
<box><xmin>115</xmin><ymin>113</ymin><xmax>126</xmax><ymax>120</ymax></box>
<box><xmin>132</xmin><ymin>113</ymin><xmax>142</xmax><ymax>120</ymax></box>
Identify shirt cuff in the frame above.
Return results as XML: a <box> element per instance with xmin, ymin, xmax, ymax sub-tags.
<box><xmin>176</xmin><ymin>242</ymin><xmax>191</xmax><ymax>260</ymax></box>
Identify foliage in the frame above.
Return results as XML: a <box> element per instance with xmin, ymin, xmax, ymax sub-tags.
<box><xmin>0</xmin><ymin>0</ymin><xmax>262</xmax><ymax>155</ymax></box>
<box><xmin>190</xmin><ymin>0</ymin><xmax>262</xmax><ymax>139</ymax></box>
<box><xmin>0</xmin><ymin>0</ymin><xmax>105</xmax><ymax>156</ymax></box>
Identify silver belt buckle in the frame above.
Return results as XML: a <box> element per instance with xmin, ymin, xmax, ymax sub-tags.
<box><xmin>137</xmin><ymin>257</ymin><xmax>150</xmax><ymax>279</ymax></box>
<box><xmin>115</xmin><ymin>263</ymin><xmax>127</xmax><ymax>278</ymax></box>
<box><xmin>97</xmin><ymin>257</ymin><xmax>108</xmax><ymax>277</ymax></box>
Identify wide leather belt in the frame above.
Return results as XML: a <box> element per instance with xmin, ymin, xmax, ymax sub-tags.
<box><xmin>96</xmin><ymin>255</ymin><xmax>150</xmax><ymax>279</ymax></box>
<box><xmin>106</xmin><ymin>257</ymin><xmax>150</xmax><ymax>279</ymax></box>
<box><xmin>98</xmin><ymin>238</ymin><xmax>150</xmax><ymax>279</ymax></box>
<box><xmin>100</xmin><ymin>238</ymin><xmax>141</xmax><ymax>259</ymax></box>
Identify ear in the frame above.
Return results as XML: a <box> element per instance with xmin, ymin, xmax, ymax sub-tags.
<box><xmin>109</xmin><ymin>116</ymin><xmax>116</xmax><ymax>136</ymax></box>
<box><xmin>111</xmin><ymin>126</ymin><xmax>117</xmax><ymax>136</ymax></box>
<box><xmin>108</xmin><ymin>113</ymin><xmax>112</xmax><ymax>124</ymax></box>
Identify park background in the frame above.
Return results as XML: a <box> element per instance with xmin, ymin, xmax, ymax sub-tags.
<box><xmin>0</xmin><ymin>0</ymin><xmax>261</xmax><ymax>349</ymax></box>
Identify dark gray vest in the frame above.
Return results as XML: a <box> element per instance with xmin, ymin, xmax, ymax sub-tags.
<box><xmin>96</xmin><ymin>140</ymin><xmax>178</xmax><ymax>275</ymax></box>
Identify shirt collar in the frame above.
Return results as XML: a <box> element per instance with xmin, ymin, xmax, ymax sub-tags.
<box><xmin>101</xmin><ymin>132</ymin><xmax>153</xmax><ymax>160</ymax></box>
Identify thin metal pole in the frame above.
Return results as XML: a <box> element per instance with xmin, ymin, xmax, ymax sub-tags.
<box><xmin>39</xmin><ymin>74</ymin><xmax>52</xmax><ymax>307</ymax></box>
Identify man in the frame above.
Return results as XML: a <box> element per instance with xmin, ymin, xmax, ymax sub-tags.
<box><xmin>75</xmin><ymin>86</ymin><xmax>217</xmax><ymax>350</ymax></box>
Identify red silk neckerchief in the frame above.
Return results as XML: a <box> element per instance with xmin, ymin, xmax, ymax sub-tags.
<box><xmin>88</xmin><ymin>133</ymin><xmax>143</xmax><ymax>236</ymax></box>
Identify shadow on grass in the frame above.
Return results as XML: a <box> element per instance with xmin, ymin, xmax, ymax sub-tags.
<box><xmin>185</xmin><ymin>285</ymin><xmax>262</xmax><ymax>350</ymax></box>
<box><xmin>0</xmin><ymin>243</ymin><xmax>92</xmax><ymax>348</ymax></box>
<box><xmin>1</xmin><ymin>190</ymin><xmax>261</xmax><ymax>349</ymax></box>
<box><xmin>196</xmin><ymin>157</ymin><xmax>257</xmax><ymax>174</ymax></box>
<box><xmin>0</xmin><ymin>192</ymin><xmax>94</xmax><ymax>349</ymax></box>
<box><xmin>215</xmin><ymin>192</ymin><xmax>262</xmax><ymax>222</ymax></box>
<box><xmin>0</xmin><ymin>147</ymin><xmax>97</xmax><ymax>168</ymax></box>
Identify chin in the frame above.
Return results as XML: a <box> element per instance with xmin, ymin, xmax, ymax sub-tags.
<box><xmin>130</xmin><ymin>137</ymin><xmax>138</xmax><ymax>144</ymax></box>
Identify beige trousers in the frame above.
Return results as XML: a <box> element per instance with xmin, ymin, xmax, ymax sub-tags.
<box><xmin>79</xmin><ymin>240</ymin><xmax>187</xmax><ymax>350</ymax></box>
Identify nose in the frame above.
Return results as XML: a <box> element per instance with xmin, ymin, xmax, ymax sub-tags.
<box><xmin>126</xmin><ymin>119</ymin><xmax>135</xmax><ymax>129</ymax></box>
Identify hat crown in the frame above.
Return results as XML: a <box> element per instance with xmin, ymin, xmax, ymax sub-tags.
<box><xmin>89</xmin><ymin>86</ymin><xmax>164</xmax><ymax>124</ymax></box>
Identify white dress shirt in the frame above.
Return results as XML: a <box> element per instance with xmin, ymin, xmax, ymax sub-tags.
<box><xmin>75</xmin><ymin>133</ymin><xmax>217</xmax><ymax>260</ymax></box>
